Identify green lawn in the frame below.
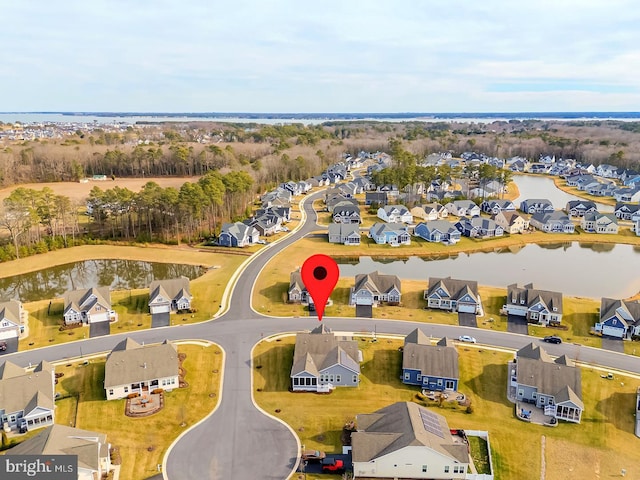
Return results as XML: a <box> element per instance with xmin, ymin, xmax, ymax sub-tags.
<box><xmin>254</xmin><ymin>336</ymin><xmax>640</xmax><ymax>480</ymax></box>
<box><xmin>51</xmin><ymin>342</ymin><xmax>223</xmax><ymax>480</ymax></box>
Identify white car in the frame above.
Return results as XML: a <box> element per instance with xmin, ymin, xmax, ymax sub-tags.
<box><xmin>458</xmin><ymin>335</ymin><xmax>477</xmax><ymax>344</ymax></box>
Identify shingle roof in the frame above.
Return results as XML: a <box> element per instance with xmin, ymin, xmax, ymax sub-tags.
<box><xmin>104</xmin><ymin>339</ymin><xmax>179</xmax><ymax>388</ymax></box>
<box><xmin>507</xmin><ymin>283</ymin><xmax>563</xmax><ymax>315</ymax></box>
<box><xmin>403</xmin><ymin>330</ymin><xmax>458</xmax><ymax>379</ymax></box>
<box><xmin>353</xmin><ymin>271</ymin><xmax>401</xmax><ymax>296</ymax></box>
<box><xmin>0</xmin><ymin>300</ymin><xmax>21</xmax><ymax>325</ymax></box>
<box><xmin>149</xmin><ymin>276</ymin><xmax>192</xmax><ymax>305</ymax></box>
<box><xmin>290</xmin><ymin>327</ymin><xmax>360</xmax><ymax>377</ymax></box>
<box><xmin>427</xmin><ymin>277</ymin><xmax>479</xmax><ymax>302</ymax></box>
<box><xmin>0</xmin><ymin>360</ymin><xmax>54</xmax><ymax>416</ymax></box>
<box><xmin>64</xmin><ymin>287</ymin><xmax>111</xmax><ymax>314</ymax></box>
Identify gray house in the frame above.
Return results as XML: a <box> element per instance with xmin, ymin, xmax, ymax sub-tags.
<box><xmin>520</xmin><ymin>198</ymin><xmax>554</xmax><ymax>214</ymax></box>
<box><xmin>511</xmin><ymin>343</ymin><xmax>583</xmax><ymax>423</ymax></box>
<box><xmin>402</xmin><ymin>329</ymin><xmax>459</xmax><ymax>392</ymax></box>
<box><xmin>529</xmin><ymin>211</ymin><xmax>575</xmax><ymax>233</ymax></box>
<box><xmin>328</xmin><ymin>223</ymin><xmax>361</xmax><ymax>245</ymax></box>
<box><xmin>455</xmin><ymin>216</ymin><xmax>504</xmax><ymax>238</ymax></box>
<box><xmin>565</xmin><ymin>200</ymin><xmax>597</xmax><ymax>217</ymax></box>
<box><xmin>218</xmin><ymin>222</ymin><xmax>259</xmax><ymax>247</ymax></box>
<box><xmin>350</xmin><ymin>271</ymin><xmax>402</xmax><ymax>306</ymax></box>
<box><xmin>505</xmin><ymin>283</ymin><xmax>563</xmax><ymax>326</ymax></box>
<box><xmin>288</xmin><ymin>270</ymin><xmax>309</xmax><ymax>304</ymax></box>
<box><xmin>333</xmin><ymin>202</ymin><xmax>362</xmax><ymax>224</ymax></box>
<box><xmin>414</xmin><ymin>220</ymin><xmax>461</xmax><ymax>244</ymax></box>
<box><xmin>63</xmin><ymin>287</ymin><xmax>115</xmax><ymax>325</ymax></box>
<box><xmin>290</xmin><ymin>324</ymin><xmax>361</xmax><ymax>392</ymax></box>
<box><xmin>424</xmin><ymin>277</ymin><xmax>481</xmax><ymax>314</ymax></box>
<box><xmin>148</xmin><ymin>277</ymin><xmax>192</xmax><ymax>314</ymax></box>
<box><xmin>0</xmin><ymin>300</ymin><xmax>25</xmax><ymax>341</ymax></box>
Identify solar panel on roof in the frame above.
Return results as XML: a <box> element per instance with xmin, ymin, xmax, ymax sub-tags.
<box><xmin>419</xmin><ymin>409</ymin><xmax>444</xmax><ymax>438</ymax></box>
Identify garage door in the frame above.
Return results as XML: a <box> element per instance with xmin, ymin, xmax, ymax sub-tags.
<box><xmin>458</xmin><ymin>304</ymin><xmax>476</xmax><ymax>313</ymax></box>
<box><xmin>150</xmin><ymin>305</ymin><xmax>170</xmax><ymax>314</ymax></box>
<box><xmin>0</xmin><ymin>329</ymin><xmax>17</xmax><ymax>340</ymax></box>
<box><xmin>602</xmin><ymin>326</ymin><xmax>624</xmax><ymax>338</ymax></box>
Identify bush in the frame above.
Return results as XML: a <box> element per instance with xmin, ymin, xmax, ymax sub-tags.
<box><xmin>127</xmin><ymin>393</ymin><xmax>140</xmax><ymax>399</ymax></box>
<box><xmin>466</xmin><ymin>404</ymin><xmax>474</xmax><ymax>414</ymax></box>
<box><xmin>151</xmin><ymin>388</ymin><xmax>163</xmax><ymax>395</ymax></box>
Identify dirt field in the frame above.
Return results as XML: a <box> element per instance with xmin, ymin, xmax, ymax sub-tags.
<box><xmin>0</xmin><ymin>176</ymin><xmax>201</xmax><ymax>202</ymax></box>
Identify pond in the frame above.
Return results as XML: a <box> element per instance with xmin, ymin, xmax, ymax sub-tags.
<box><xmin>0</xmin><ymin>259</ymin><xmax>205</xmax><ymax>302</ymax></box>
<box><xmin>336</xmin><ymin>242</ymin><xmax>640</xmax><ymax>298</ymax></box>
<box><xmin>512</xmin><ymin>175</ymin><xmax>613</xmax><ymax>212</ymax></box>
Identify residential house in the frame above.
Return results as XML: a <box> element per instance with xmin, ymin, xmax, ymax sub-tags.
<box><xmin>529</xmin><ymin>211</ymin><xmax>575</xmax><ymax>233</ymax></box>
<box><xmin>594</xmin><ymin>298</ymin><xmax>640</xmax><ymax>339</ymax></box>
<box><xmin>505</xmin><ymin>283</ymin><xmax>563</xmax><ymax>326</ymax></box>
<box><xmin>245</xmin><ymin>212</ymin><xmax>282</xmax><ymax>236</ymax></box>
<box><xmin>0</xmin><ymin>300</ymin><xmax>25</xmax><ymax>341</ymax></box>
<box><xmin>480</xmin><ymin>199</ymin><xmax>516</xmax><ymax>215</ymax></box>
<box><xmin>581</xmin><ymin>212</ymin><xmax>618</xmax><ymax>234</ymax></box>
<box><xmin>614</xmin><ymin>187</ymin><xmax>640</xmax><ymax>203</ymax></box>
<box><xmin>288</xmin><ymin>270</ymin><xmax>308</xmax><ymax>304</ymax></box>
<box><xmin>256</xmin><ymin>205</ymin><xmax>291</xmax><ymax>223</ymax></box>
<box><xmin>493</xmin><ymin>210</ymin><xmax>529</xmax><ymax>234</ymax></box>
<box><xmin>63</xmin><ymin>287</ymin><xmax>115</xmax><ymax>325</ymax></box>
<box><xmin>377</xmin><ymin>184</ymin><xmax>399</xmax><ymax>198</ymax></box>
<box><xmin>455</xmin><ymin>216</ymin><xmax>504</xmax><ymax>238</ymax></box>
<box><xmin>597</xmin><ymin>164</ymin><xmax>618</xmax><ymax>178</ymax></box>
<box><xmin>328</xmin><ymin>223</ymin><xmax>361</xmax><ymax>245</ymax></box>
<box><xmin>279</xmin><ymin>181</ymin><xmax>301</xmax><ymax>196</ymax></box>
<box><xmin>377</xmin><ymin>205</ymin><xmax>413</xmax><ymax>223</ymax></box>
<box><xmin>614</xmin><ymin>202</ymin><xmax>640</xmax><ymax>220</ymax></box>
<box><xmin>424</xmin><ymin>277</ymin><xmax>481</xmax><ymax>314</ymax></box>
<box><xmin>8</xmin><ymin>425</ymin><xmax>112</xmax><ymax>480</ymax></box>
<box><xmin>350</xmin><ymin>271</ymin><xmax>402</xmax><ymax>306</ymax></box>
<box><xmin>365</xmin><ymin>191</ymin><xmax>388</xmax><ymax>206</ymax></box>
<box><xmin>635</xmin><ymin>216</ymin><xmax>640</xmax><ymax>236</ymax></box>
<box><xmin>368</xmin><ymin>222</ymin><xmax>411</xmax><ymax>245</ymax></box>
<box><xmin>0</xmin><ymin>360</ymin><xmax>55</xmax><ymax>432</ymax></box>
<box><xmin>104</xmin><ymin>338</ymin><xmax>180</xmax><ymax>400</ymax></box>
<box><xmin>351</xmin><ymin>402</ymin><xmax>469</xmax><ymax>479</ymax></box>
<box><xmin>519</xmin><ymin>198</ymin><xmax>554</xmax><ymax>214</ymax></box>
<box><xmin>411</xmin><ymin>203</ymin><xmax>448</xmax><ymax>221</ymax></box>
<box><xmin>218</xmin><ymin>222</ymin><xmax>259</xmax><ymax>247</ymax></box>
<box><xmin>290</xmin><ymin>324</ymin><xmax>360</xmax><ymax>392</ymax></box>
<box><xmin>333</xmin><ymin>202</ymin><xmax>362</xmax><ymax>224</ymax></box>
<box><xmin>307</xmin><ymin>176</ymin><xmax>329</xmax><ymax>188</ymax></box>
<box><xmin>402</xmin><ymin>329</ymin><xmax>459</xmax><ymax>392</ymax></box>
<box><xmin>511</xmin><ymin>343</ymin><xmax>583</xmax><ymax>423</ymax></box>
<box><xmin>445</xmin><ymin>200</ymin><xmax>481</xmax><ymax>217</ymax></box>
<box><xmin>297</xmin><ymin>180</ymin><xmax>312</xmax><ymax>193</ymax></box>
<box><xmin>148</xmin><ymin>277</ymin><xmax>192</xmax><ymax>314</ymax></box>
<box><xmin>326</xmin><ymin>194</ymin><xmax>357</xmax><ymax>213</ymax></box>
<box><xmin>353</xmin><ymin>176</ymin><xmax>375</xmax><ymax>192</ymax></box>
<box><xmin>414</xmin><ymin>220</ymin><xmax>461</xmax><ymax>244</ymax></box>
<box><xmin>565</xmin><ymin>200</ymin><xmax>598</xmax><ymax>217</ymax></box>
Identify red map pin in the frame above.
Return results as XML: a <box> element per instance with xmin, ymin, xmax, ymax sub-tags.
<box><xmin>301</xmin><ymin>254</ymin><xmax>339</xmax><ymax>321</ymax></box>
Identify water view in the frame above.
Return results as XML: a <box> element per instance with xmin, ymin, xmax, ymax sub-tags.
<box><xmin>512</xmin><ymin>174</ymin><xmax>613</xmax><ymax>212</ymax></box>
<box><xmin>336</xmin><ymin>242</ymin><xmax>640</xmax><ymax>298</ymax></box>
<box><xmin>0</xmin><ymin>259</ymin><xmax>204</xmax><ymax>302</ymax></box>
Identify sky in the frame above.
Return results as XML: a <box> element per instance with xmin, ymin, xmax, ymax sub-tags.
<box><xmin>2</xmin><ymin>0</ymin><xmax>640</xmax><ymax>112</ymax></box>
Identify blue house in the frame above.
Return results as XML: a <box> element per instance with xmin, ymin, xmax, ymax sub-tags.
<box><xmin>594</xmin><ymin>298</ymin><xmax>640</xmax><ymax>339</ymax></box>
<box><xmin>414</xmin><ymin>220</ymin><xmax>461</xmax><ymax>244</ymax></box>
<box><xmin>402</xmin><ymin>329</ymin><xmax>459</xmax><ymax>392</ymax></box>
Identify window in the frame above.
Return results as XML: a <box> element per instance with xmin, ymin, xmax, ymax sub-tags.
<box><xmin>416</xmin><ymin>374</ymin><xmax>422</xmax><ymax>382</ymax></box>
<box><xmin>109</xmin><ymin>389</ymin><xmax>114</xmax><ymax>396</ymax></box>
<box><xmin>336</xmin><ymin>375</ymin><xmax>341</xmax><ymax>383</ymax></box>
<box><xmin>293</xmin><ymin>378</ymin><xmax>298</xmax><ymax>386</ymax></box>
<box><xmin>518</xmin><ymin>389</ymin><xmax>524</xmax><ymax>397</ymax></box>
<box><xmin>437</xmin><ymin>379</ymin><xmax>443</xmax><ymax>386</ymax></box>
<box><xmin>329</xmin><ymin>374</ymin><xmax>334</xmax><ymax>382</ymax></box>
<box><xmin>422</xmin><ymin>465</ymin><xmax>428</xmax><ymax>473</ymax></box>
<box><xmin>124</xmin><ymin>387</ymin><xmax>129</xmax><ymax>393</ymax></box>
<box><xmin>404</xmin><ymin>372</ymin><xmax>410</xmax><ymax>380</ymax></box>
<box><xmin>444</xmin><ymin>466</ymin><xmax>450</xmax><ymax>473</ymax></box>
<box><xmin>352</xmin><ymin>375</ymin><xmax>358</xmax><ymax>383</ymax></box>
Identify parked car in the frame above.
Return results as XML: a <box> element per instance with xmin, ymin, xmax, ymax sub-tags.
<box><xmin>321</xmin><ymin>458</ymin><xmax>344</xmax><ymax>473</ymax></box>
<box><xmin>543</xmin><ymin>335</ymin><xmax>562</xmax><ymax>344</ymax></box>
<box><xmin>0</xmin><ymin>341</ymin><xmax>7</xmax><ymax>351</ymax></box>
<box><xmin>301</xmin><ymin>450</ymin><xmax>326</xmax><ymax>462</ymax></box>
<box><xmin>458</xmin><ymin>335</ymin><xmax>477</xmax><ymax>344</ymax></box>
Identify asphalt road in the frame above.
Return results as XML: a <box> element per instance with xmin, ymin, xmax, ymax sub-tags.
<box><xmin>3</xmin><ymin>185</ymin><xmax>640</xmax><ymax>479</ymax></box>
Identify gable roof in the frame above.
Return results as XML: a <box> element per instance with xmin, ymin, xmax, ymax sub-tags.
<box><xmin>290</xmin><ymin>326</ymin><xmax>360</xmax><ymax>377</ymax></box>
<box><xmin>221</xmin><ymin>221</ymin><xmax>258</xmax><ymax>240</ymax></box>
<box><xmin>0</xmin><ymin>360</ymin><xmax>54</xmax><ymax>416</ymax></box>
<box><xmin>0</xmin><ymin>300</ymin><xmax>22</xmax><ymax>325</ymax></box>
<box><xmin>403</xmin><ymin>331</ymin><xmax>458</xmax><ymax>379</ymax></box>
<box><xmin>64</xmin><ymin>287</ymin><xmax>111</xmax><ymax>314</ymax></box>
<box><xmin>354</xmin><ymin>271</ymin><xmax>402</xmax><ymax>296</ymax></box>
<box><xmin>496</xmin><ymin>211</ymin><xmax>527</xmax><ymax>226</ymax></box>
<box><xmin>289</xmin><ymin>270</ymin><xmax>306</xmax><ymax>294</ymax></box>
<box><xmin>352</xmin><ymin>402</ymin><xmax>468</xmax><ymax>464</ymax></box>
<box><xmin>369</xmin><ymin>222</ymin><xmax>409</xmax><ymax>237</ymax></box>
<box><xmin>507</xmin><ymin>283</ymin><xmax>563</xmax><ymax>314</ymax></box>
<box><xmin>149</xmin><ymin>276</ymin><xmax>192</xmax><ymax>304</ymax></box>
<box><xmin>104</xmin><ymin>339</ymin><xmax>179</xmax><ymax>388</ymax></box>
<box><xmin>427</xmin><ymin>277</ymin><xmax>479</xmax><ymax>302</ymax></box>
<box><xmin>600</xmin><ymin>297</ymin><xmax>640</xmax><ymax>325</ymax></box>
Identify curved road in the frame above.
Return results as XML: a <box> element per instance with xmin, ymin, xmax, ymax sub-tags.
<box><xmin>3</xmin><ymin>188</ymin><xmax>640</xmax><ymax>479</ymax></box>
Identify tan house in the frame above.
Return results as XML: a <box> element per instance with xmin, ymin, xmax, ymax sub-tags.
<box><xmin>411</xmin><ymin>203</ymin><xmax>448</xmax><ymax>221</ymax></box>
<box><xmin>0</xmin><ymin>360</ymin><xmax>55</xmax><ymax>432</ymax></box>
<box><xmin>0</xmin><ymin>300</ymin><xmax>26</xmax><ymax>340</ymax></box>
<box><xmin>493</xmin><ymin>210</ymin><xmax>530</xmax><ymax>234</ymax></box>
<box><xmin>581</xmin><ymin>212</ymin><xmax>619</xmax><ymax>234</ymax></box>
<box><xmin>63</xmin><ymin>287</ymin><xmax>116</xmax><ymax>325</ymax></box>
<box><xmin>351</xmin><ymin>402</ymin><xmax>469</xmax><ymax>479</ymax></box>
<box><xmin>104</xmin><ymin>338</ymin><xmax>180</xmax><ymax>400</ymax></box>
<box><xmin>8</xmin><ymin>424</ymin><xmax>112</xmax><ymax>480</ymax></box>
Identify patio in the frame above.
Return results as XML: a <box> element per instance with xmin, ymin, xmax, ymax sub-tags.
<box><xmin>125</xmin><ymin>392</ymin><xmax>164</xmax><ymax>417</ymax></box>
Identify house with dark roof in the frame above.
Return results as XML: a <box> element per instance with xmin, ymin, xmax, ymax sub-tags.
<box><xmin>492</xmin><ymin>210</ymin><xmax>529</xmax><ymax>234</ymax></box>
<box><xmin>594</xmin><ymin>298</ymin><xmax>640</xmax><ymax>339</ymax></box>
<box><xmin>511</xmin><ymin>343</ymin><xmax>583</xmax><ymax>423</ymax></box>
<box><xmin>351</xmin><ymin>402</ymin><xmax>469</xmax><ymax>479</ymax></box>
<box><xmin>365</xmin><ymin>191</ymin><xmax>388</xmax><ymax>206</ymax></box>
<box><xmin>581</xmin><ymin>212</ymin><xmax>618</xmax><ymax>234</ymax></box>
<box><xmin>480</xmin><ymin>199</ymin><xmax>516</xmax><ymax>215</ymax></box>
<box><xmin>0</xmin><ymin>360</ymin><xmax>55</xmax><ymax>432</ymax></box>
<box><xmin>218</xmin><ymin>221</ymin><xmax>259</xmax><ymax>247</ymax></box>
<box><xmin>332</xmin><ymin>202</ymin><xmax>362</xmax><ymax>224</ymax></box>
<box><xmin>402</xmin><ymin>329</ymin><xmax>459</xmax><ymax>392</ymax></box>
<box><xmin>8</xmin><ymin>425</ymin><xmax>112</xmax><ymax>479</ymax></box>
<box><xmin>505</xmin><ymin>283</ymin><xmax>563</xmax><ymax>326</ymax></box>
<box><xmin>288</xmin><ymin>270</ymin><xmax>309</xmax><ymax>304</ymax></box>
<box><xmin>614</xmin><ymin>202</ymin><xmax>640</xmax><ymax>220</ymax></box>
<box><xmin>350</xmin><ymin>271</ymin><xmax>402</xmax><ymax>306</ymax></box>
<box><xmin>290</xmin><ymin>324</ymin><xmax>361</xmax><ymax>392</ymax></box>
<box><xmin>529</xmin><ymin>211</ymin><xmax>575</xmax><ymax>233</ymax></box>
<box><xmin>424</xmin><ymin>277</ymin><xmax>481</xmax><ymax>314</ymax></box>
<box><xmin>328</xmin><ymin>223</ymin><xmax>361</xmax><ymax>245</ymax></box>
<box><xmin>414</xmin><ymin>220</ymin><xmax>461</xmax><ymax>244</ymax></box>
<box><xmin>519</xmin><ymin>198</ymin><xmax>554</xmax><ymax>214</ymax></box>
<box><xmin>326</xmin><ymin>194</ymin><xmax>357</xmax><ymax>213</ymax></box>
<box><xmin>63</xmin><ymin>287</ymin><xmax>116</xmax><ymax>325</ymax></box>
<box><xmin>104</xmin><ymin>338</ymin><xmax>180</xmax><ymax>400</ymax></box>
<box><xmin>148</xmin><ymin>277</ymin><xmax>192</xmax><ymax>314</ymax></box>
<box><xmin>455</xmin><ymin>216</ymin><xmax>504</xmax><ymax>238</ymax></box>
<box><xmin>565</xmin><ymin>200</ymin><xmax>598</xmax><ymax>217</ymax></box>
<box><xmin>0</xmin><ymin>300</ymin><xmax>25</xmax><ymax>341</ymax></box>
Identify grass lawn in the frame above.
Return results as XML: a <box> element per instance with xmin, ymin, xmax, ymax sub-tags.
<box><xmin>53</xmin><ymin>342</ymin><xmax>222</xmax><ymax>480</ymax></box>
<box><xmin>254</xmin><ymin>336</ymin><xmax>640</xmax><ymax>480</ymax></box>
<box><xmin>552</xmin><ymin>178</ymin><xmax>617</xmax><ymax>206</ymax></box>
<box><xmin>17</xmin><ymin>245</ymin><xmax>246</xmax><ymax>351</ymax></box>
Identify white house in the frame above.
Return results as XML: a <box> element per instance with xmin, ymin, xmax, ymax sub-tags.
<box><xmin>0</xmin><ymin>300</ymin><xmax>25</xmax><ymax>341</ymax></box>
<box><xmin>63</xmin><ymin>287</ymin><xmax>116</xmax><ymax>325</ymax></box>
<box><xmin>148</xmin><ymin>277</ymin><xmax>192</xmax><ymax>314</ymax></box>
<box><xmin>350</xmin><ymin>271</ymin><xmax>402</xmax><ymax>306</ymax></box>
<box><xmin>581</xmin><ymin>212</ymin><xmax>619</xmax><ymax>234</ymax></box>
<box><xmin>377</xmin><ymin>205</ymin><xmax>413</xmax><ymax>223</ymax></box>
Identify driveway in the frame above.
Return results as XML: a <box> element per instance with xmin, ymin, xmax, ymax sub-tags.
<box><xmin>507</xmin><ymin>314</ymin><xmax>529</xmax><ymax>335</ymax></box>
<box><xmin>355</xmin><ymin>304</ymin><xmax>373</xmax><ymax>318</ymax></box>
<box><xmin>152</xmin><ymin>312</ymin><xmax>171</xmax><ymax>328</ymax></box>
<box><xmin>0</xmin><ymin>337</ymin><xmax>19</xmax><ymax>355</ymax></box>
<box><xmin>458</xmin><ymin>312</ymin><xmax>477</xmax><ymax>327</ymax></box>
<box><xmin>300</xmin><ymin>453</ymin><xmax>352</xmax><ymax>475</ymax></box>
<box><xmin>89</xmin><ymin>321</ymin><xmax>110</xmax><ymax>338</ymax></box>
<box><xmin>601</xmin><ymin>336</ymin><xmax>625</xmax><ymax>353</ymax></box>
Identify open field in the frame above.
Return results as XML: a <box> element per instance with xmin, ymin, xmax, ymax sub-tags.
<box><xmin>16</xmin><ymin>245</ymin><xmax>246</xmax><ymax>351</ymax></box>
<box><xmin>53</xmin><ymin>342</ymin><xmax>222</xmax><ymax>480</ymax></box>
<box><xmin>0</xmin><ymin>177</ymin><xmax>201</xmax><ymax>203</ymax></box>
<box><xmin>254</xmin><ymin>336</ymin><xmax>640</xmax><ymax>480</ymax></box>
